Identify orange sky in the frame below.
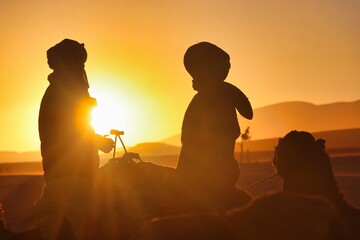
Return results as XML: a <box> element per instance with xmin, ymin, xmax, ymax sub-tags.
<box><xmin>0</xmin><ymin>0</ymin><xmax>359</xmax><ymax>152</ymax></box>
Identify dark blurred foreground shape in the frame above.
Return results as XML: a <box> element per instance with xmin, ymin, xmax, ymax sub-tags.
<box><xmin>0</xmin><ymin>190</ymin><xmax>348</xmax><ymax>240</ymax></box>
<box><xmin>273</xmin><ymin>130</ymin><xmax>360</xmax><ymax>240</ymax></box>
<box><xmin>86</xmin><ymin>157</ymin><xmax>252</xmax><ymax>240</ymax></box>
<box><xmin>133</xmin><ymin>191</ymin><xmax>346</xmax><ymax>240</ymax></box>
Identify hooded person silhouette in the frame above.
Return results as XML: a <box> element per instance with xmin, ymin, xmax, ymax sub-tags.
<box><xmin>33</xmin><ymin>39</ymin><xmax>114</xmax><ymax>240</ymax></box>
<box><xmin>177</xmin><ymin>42</ymin><xmax>253</xmax><ymax>208</ymax></box>
<box><xmin>272</xmin><ymin>130</ymin><xmax>360</xmax><ymax>239</ymax></box>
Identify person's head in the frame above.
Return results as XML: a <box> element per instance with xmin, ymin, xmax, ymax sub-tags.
<box><xmin>273</xmin><ymin>131</ymin><xmax>329</xmax><ymax>181</ymax></box>
<box><xmin>184</xmin><ymin>42</ymin><xmax>230</xmax><ymax>91</ymax></box>
<box><xmin>47</xmin><ymin>38</ymin><xmax>87</xmax><ymax>71</ymax></box>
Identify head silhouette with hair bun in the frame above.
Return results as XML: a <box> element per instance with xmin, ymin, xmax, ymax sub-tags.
<box><xmin>47</xmin><ymin>38</ymin><xmax>87</xmax><ymax>70</ymax></box>
<box><xmin>272</xmin><ymin>131</ymin><xmax>360</xmax><ymax>239</ymax></box>
<box><xmin>273</xmin><ymin>130</ymin><xmax>328</xmax><ymax>179</ymax></box>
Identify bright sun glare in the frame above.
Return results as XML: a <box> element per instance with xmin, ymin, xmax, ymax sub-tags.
<box><xmin>90</xmin><ymin>88</ymin><xmax>131</xmax><ymax>138</ymax></box>
<box><xmin>88</xmin><ymin>73</ymin><xmax>162</xmax><ymax>147</ymax></box>
<box><xmin>91</xmin><ymin>101</ymin><xmax>120</xmax><ymax>135</ymax></box>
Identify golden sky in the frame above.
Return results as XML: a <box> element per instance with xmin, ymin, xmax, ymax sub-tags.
<box><xmin>0</xmin><ymin>0</ymin><xmax>359</xmax><ymax>151</ymax></box>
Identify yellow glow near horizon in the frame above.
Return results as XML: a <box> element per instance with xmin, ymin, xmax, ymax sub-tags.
<box><xmin>91</xmin><ymin>97</ymin><xmax>126</xmax><ymax>137</ymax></box>
<box><xmin>88</xmin><ymin>73</ymin><xmax>153</xmax><ymax>146</ymax></box>
<box><xmin>90</xmin><ymin>85</ymin><xmax>132</xmax><ymax>136</ymax></box>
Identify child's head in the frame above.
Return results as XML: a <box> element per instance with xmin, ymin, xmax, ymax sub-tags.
<box><xmin>47</xmin><ymin>38</ymin><xmax>87</xmax><ymax>70</ymax></box>
<box><xmin>184</xmin><ymin>42</ymin><xmax>230</xmax><ymax>91</ymax></box>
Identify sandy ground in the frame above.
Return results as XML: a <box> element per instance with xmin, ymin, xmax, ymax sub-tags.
<box><xmin>0</xmin><ymin>175</ymin><xmax>44</xmax><ymax>232</ymax></box>
<box><xmin>1</xmin><ymin>158</ymin><xmax>359</xmax><ymax>232</ymax></box>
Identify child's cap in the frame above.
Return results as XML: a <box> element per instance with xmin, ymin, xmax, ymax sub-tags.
<box><xmin>184</xmin><ymin>42</ymin><xmax>230</xmax><ymax>81</ymax></box>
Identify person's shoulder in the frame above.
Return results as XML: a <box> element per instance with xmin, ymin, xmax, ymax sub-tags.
<box><xmin>221</xmin><ymin>82</ymin><xmax>241</xmax><ymax>93</ymax></box>
<box><xmin>41</xmin><ymin>81</ymin><xmax>69</xmax><ymax>102</ymax></box>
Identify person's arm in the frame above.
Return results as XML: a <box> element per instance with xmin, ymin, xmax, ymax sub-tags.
<box><xmin>235</xmin><ymin>91</ymin><xmax>253</xmax><ymax>120</ymax></box>
<box><xmin>223</xmin><ymin>82</ymin><xmax>253</xmax><ymax>120</ymax></box>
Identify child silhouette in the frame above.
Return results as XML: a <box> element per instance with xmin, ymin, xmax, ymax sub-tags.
<box><xmin>177</xmin><ymin>42</ymin><xmax>253</xmax><ymax>201</ymax></box>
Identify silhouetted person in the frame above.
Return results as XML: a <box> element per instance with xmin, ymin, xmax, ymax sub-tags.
<box><xmin>176</xmin><ymin>42</ymin><xmax>253</xmax><ymax>209</ymax></box>
<box><xmin>273</xmin><ymin>130</ymin><xmax>360</xmax><ymax>240</ymax></box>
<box><xmin>33</xmin><ymin>39</ymin><xmax>114</xmax><ymax>240</ymax></box>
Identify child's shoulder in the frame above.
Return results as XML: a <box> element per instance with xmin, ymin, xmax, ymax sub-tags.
<box><xmin>221</xmin><ymin>82</ymin><xmax>242</xmax><ymax>95</ymax></box>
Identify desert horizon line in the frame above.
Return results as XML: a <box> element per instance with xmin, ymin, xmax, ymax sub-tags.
<box><xmin>1</xmin><ymin>98</ymin><xmax>359</xmax><ymax>153</ymax></box>
<box><xmin>1</xmin><ymin>127</ymin><xmax>359</xmax><ymax>154</ymax></box>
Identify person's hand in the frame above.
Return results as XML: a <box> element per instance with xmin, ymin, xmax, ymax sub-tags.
<box><xmin>98</xmin><ymin>137</ymin><xmax>114</xmax><ymax>153</ymax></box>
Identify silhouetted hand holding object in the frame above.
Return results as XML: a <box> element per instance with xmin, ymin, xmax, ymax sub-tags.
<box><xmin>96</xmin><ymin>135</ymin><xmax>115</xmax><ymax>153</ymax></box>
<box><xmin>110</xmin><ymin>129</ymin><xmax>124</xmax><ymax>136</ymax></box>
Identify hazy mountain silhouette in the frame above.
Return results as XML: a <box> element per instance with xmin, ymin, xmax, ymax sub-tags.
<box><xmin>163</xmin><ymin>100</ymin><xmax>360</xmax><ymax>146</ymax></box>
<box><xmin>0</xmin><ymin>151</ymin><xmax>41</xmax><ymax>164</ymax></box>
<box><xmin>237</xmin><ymin>128</ymin><xmax>360</xmax><ymax>152</ymax></box>
<box><xmin>128</xmin><ymin>142</ymin><xmax>181</xmax><ymax>156</ymax></box>
<box><xmin>243</xmin><ymin>100</ymin><xmax>360</xmax><ymax>139</ymax></box>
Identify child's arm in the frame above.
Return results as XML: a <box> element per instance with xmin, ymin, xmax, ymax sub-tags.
<box><xmin>223</xmin><ymin>82</ymin><xmax>253</xmax><ymax>120</ymax></box>
<box><xmin>235</xmin><ymin>90</ymin><xmax>253</xmax><ymax>120</ymax></box>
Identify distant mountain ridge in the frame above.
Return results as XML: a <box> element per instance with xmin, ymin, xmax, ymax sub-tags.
<box><xmin>0</xmin><ymin>151</ymin><xmax>41</xmax><ymax>164</ymax></box>
<box><xmin>163</xmin><ymin>99</ymin><xmax>360</xmax><ymax>145</ymax></box>
<box><xmin>242</xmin><ymin>100</ymin><xmax>360</xmax><ymax>140</ymax></box>
<box><xmin>128</xmin><ymin>142</ymin><xmax>180</xmax><ymax>156</ymax></box>
<box><xmin>237</xmin><ymin>128</ymin><xmax>360</xmax><ymax>153</ymax></box>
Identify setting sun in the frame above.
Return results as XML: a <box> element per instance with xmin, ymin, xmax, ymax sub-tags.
<box><xmin>89</xmin><ymin>80</ymin><xmax>137</xmax><ymax>143</ymax></box>
<box><xmin>88</xmin><ymin>73</ymin><xmax>161</xmax><ymax>147</ymax></box>
<box><xmin>90</xmin><ymin>93</ymin><xmax>128</xmax><ymax>136</ymax></box>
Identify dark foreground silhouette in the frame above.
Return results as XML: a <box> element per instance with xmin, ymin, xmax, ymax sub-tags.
<box><xmin>86</xmin><ymin>155</ymin><xmax>252</xmax><ymax>240</ymax></box>
<box><xmin>0</xmin><ymin>157</ymin><xmax>253</xmax><ymax>240</ymax></box>
<box><xmin>0</xmin><ymin>188</ymin><xmax>348</xmax><ymax>240</ymax></box>
<box><xmin>0</xmin><ymin>217</ymin><xmax>75</xmax><ymax>240</ymax></box>
<box><xmin>1</xmin><ymin>148</ymin><xmax>357</xmax><ymax>240</ymax></box>
<box><xmin>273</xmin><ymin>130</ymin><xmax>360</xmax><ymax>240</ymax></box>
<box><xmin>133</xmin><ymin>191</ymin><xmax>346</xmax><ymax>240</ymax></box>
